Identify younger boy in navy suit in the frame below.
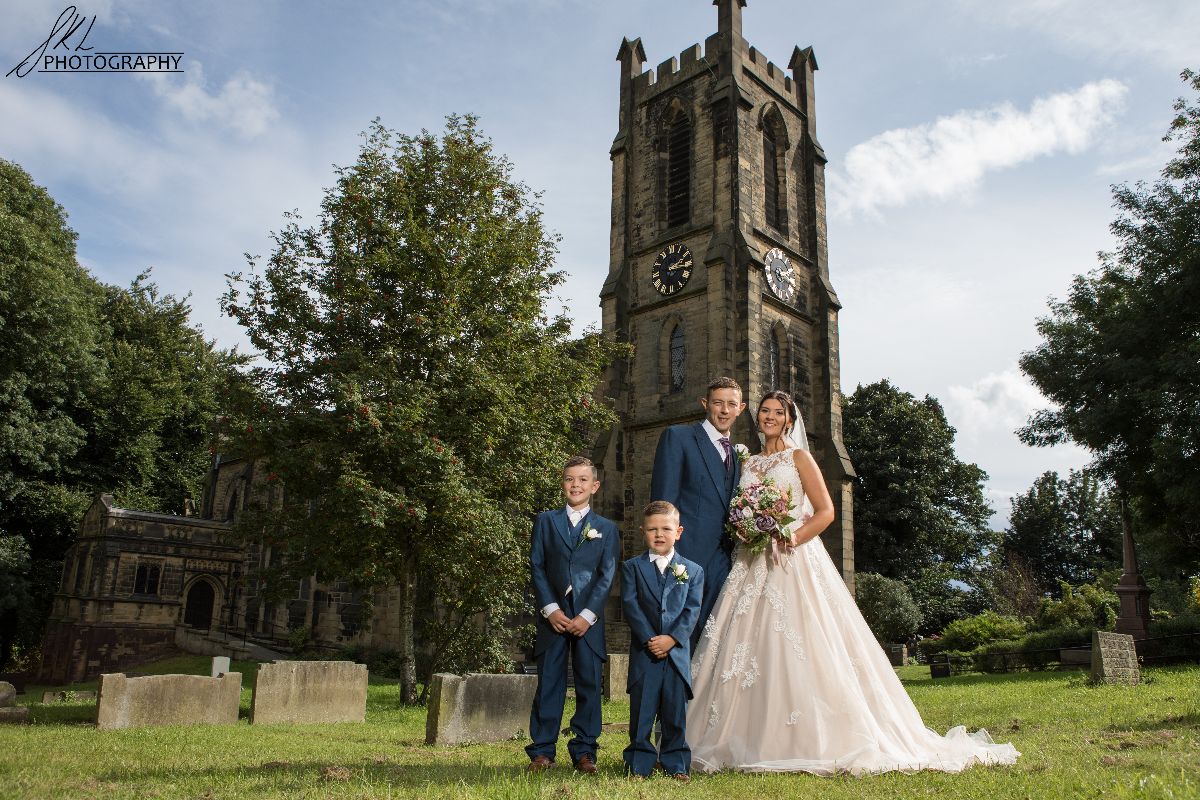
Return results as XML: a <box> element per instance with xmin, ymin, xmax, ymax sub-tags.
<box><xmin>526</xmin><ymin>456</ymin><xmax>620</xmax><ymax>774</ymax></box>
<box><xmin>621</xmin><ymin>500</ymin><xmax>704</xmax><ymax>781</ymax></box>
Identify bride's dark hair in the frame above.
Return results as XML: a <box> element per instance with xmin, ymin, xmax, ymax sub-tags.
<box><xmin>757</xmin><ymin>389</ymin><xmax>796</xmax><ymax>431</ymax></box>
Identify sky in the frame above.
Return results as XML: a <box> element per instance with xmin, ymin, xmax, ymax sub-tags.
<box><xmin>2</xmin><ymin>0</ymin><xmax>1197</xmax><ymax>528</ymax></box>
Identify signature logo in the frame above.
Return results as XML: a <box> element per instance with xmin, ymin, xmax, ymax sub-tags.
<box><xmin>7</xmin><ymin>5</ymin><xmax>183</xmax><ymax>78</ymax></box>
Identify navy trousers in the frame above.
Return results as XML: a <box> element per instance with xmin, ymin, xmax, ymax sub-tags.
<box><xmin>624</xmin><ymin>659</ymin><xmax>690</xmax><ymax>776</ymax></box>
<box><xmin>525</xmin><ymin>598</ymin><xmax>604</xmax><ymax>764</ymax></box>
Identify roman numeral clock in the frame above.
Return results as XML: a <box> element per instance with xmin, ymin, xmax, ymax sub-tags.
<box><xmin>594</xmin><ymin>0</ymin><xmax>857</xmax><ymax>653</ymax></box>
<box><xmin>651</xmin><ymin>243</ymin><xmax>693</xmax><ymax>296</ymax></box>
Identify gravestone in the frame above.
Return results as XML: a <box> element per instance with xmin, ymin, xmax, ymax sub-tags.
<box><xmin>41</xmin><ymin>690</ymin><xmax>97</xmax><ymax>703</ymax></box>
<box><xmin>211</xmin><ymin>656</ymin><xmax>231</xmax><ymax>677</ymax></box>
<box><xmin>0</xmin><ymin>681</ymin><xmax>28</xmax><ymax>724</ymax></box>
<box><xmin>96</xmin><ymin>672</ymin><xmax>242</xmax><ymax>730</ymax></box>
<box><xmin>250</xmin><ymin>661</ymin><xmax>367</xmax><ymax>725</ymax></box>
<box><xmin>603</xmin><ymin>653</ymin><xmax>629</xmax><ymax>699</ymax></box>
<box><xmin>1091</xmin><ymin>631</ymin><xmax>1140</xmax><ymax>685</ymax></box>
<box><xmin>886</xmin><ymin>644</ymin><xmax>908</xmax><ymax>667</ymax></box>
<box><xmin>425</xmin><ymin>672</ymin><xmax>537</xmax><ymax>745</ymax></box>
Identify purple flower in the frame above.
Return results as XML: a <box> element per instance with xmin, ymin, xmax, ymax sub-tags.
<box><xmin>755</xmin><ymin>514</ymin><xmax>779</xmax><ymax>533</ymax></box>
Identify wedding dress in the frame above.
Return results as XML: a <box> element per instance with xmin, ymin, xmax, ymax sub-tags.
<box><xmin>686</xmin><ymin>447</ymin><xmax>1020</xmax><ymax>775</ymax></box>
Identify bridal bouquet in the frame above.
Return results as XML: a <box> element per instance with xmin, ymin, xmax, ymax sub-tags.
<box><xmin>726</xmin><ymin>478</ymin><xmax>798</xmax><ymax>554</ymax></box>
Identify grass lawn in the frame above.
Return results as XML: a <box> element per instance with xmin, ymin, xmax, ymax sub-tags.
<box><xmin>1</xmin><ymin>657</ymin><xmax>1197</xmax><ymax>799</ymax></box>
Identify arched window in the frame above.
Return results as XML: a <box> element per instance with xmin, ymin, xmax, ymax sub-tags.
<box><xmin>768</xmin><ymin>330</ymin><xmax>781</xmax><ymax>390</ymax></box>
<box><xmin>666</xmin><ymin>111</ymin><xmax>692</xmax><ymax>228</ymax></box>
<box><xmin>765</xmin><ymin>130</ymin><xmax>791</xmax><ymax>233</ymax></box>
<box><xmin>670</xmin><ymin>325</ymin><xmax>686</xmax><ymax>394</ymax></box>
<box><xmin>761</xmin><ymin>108</ymin><xmax>789</xmax><ymax>234</ymax></box>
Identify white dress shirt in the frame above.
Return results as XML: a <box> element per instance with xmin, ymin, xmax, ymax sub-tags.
<box><xmin>540</xmin><ymin>504</ymin><xmax>598</xmax><ymax>626</ymax></box>
<box><xmin>648</xmin><ymin>548</ymin><xmax>677</xmax><ymax>575</ymax></box>
<box><xmin>702</xmin><ymin>419</ymin><xmax>732</xmax><ymax>461</ymax></box>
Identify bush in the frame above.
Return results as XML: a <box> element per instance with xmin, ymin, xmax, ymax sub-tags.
<box><xmin>338</xmin><ymin>644</ymin><xmax>408</xmax><ymax>679</ymax></box>
<box><xmin>929</xmin><ymin>610</ymin><xmax>1026</xmax><ymax>654</ymax></box>
<box><xmin>1033</xmin><ymin>580</ymin><xmax>1118</xmax><ymax>630</ymax></box>
<box><xmin>971</xmin><ymin>626</ymin><xmax>1092</xmax><ymax>672</ymax></box>
<box><xmin>855</xmin><ymin>572</ymin><xmax>923</xmax><ymax>644</ymax></box>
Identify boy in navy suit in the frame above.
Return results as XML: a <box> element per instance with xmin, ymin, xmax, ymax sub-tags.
<box><xmin>621</xmin><ymin>500</ymin><xmax>704</xmax><ymax>782</ymax></box>
<box><xmin>526</xmin><ymin>456</ymin><xmax>620</xmax><ymax>774</ymax></box>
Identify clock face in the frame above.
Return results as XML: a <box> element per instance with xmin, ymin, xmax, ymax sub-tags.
<box><xmin>651</xmin><ymin>243</ymin><xmax>693</xmax><ymax>296</ymax></box>
<box><xmin>764</xmin><ymin>248</ymin><xmax>797</xmax><ymax>303</ymax></box>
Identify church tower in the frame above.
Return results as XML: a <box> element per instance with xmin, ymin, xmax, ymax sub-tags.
<box><xmin>594</xmin><ymin>0</ymin><xmax>856</xmax><ymax>647</ymax></box>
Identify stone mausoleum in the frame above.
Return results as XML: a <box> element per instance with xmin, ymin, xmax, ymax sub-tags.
<box><xmin>38</xmin><ymin>456</ymin><xmax>406</xmax><ymax>684</ymax></box>
<box><xmin>593</xmin><ymin>0</ymin><xmax>856</xmax><ymax>653</ymax></box>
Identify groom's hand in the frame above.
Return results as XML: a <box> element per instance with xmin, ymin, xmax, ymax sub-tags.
<box><xmin>547</xmin><ymin>609</ymin><xmax>571</xmax><ymax>633</ymax></box>
<box><xmin>647</xmin><ymin>635</ymin><xmax>677</xmax><ymax>659</ymax></box>
<box><xmin>565</xmin><ymin>615</ymin><xmax>592</xmax><ymax>637</ymax></box>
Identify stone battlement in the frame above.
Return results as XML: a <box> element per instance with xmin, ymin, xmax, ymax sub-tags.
<box><xmin>745</xmin><ymin>45</ymin><xmax>795</xmax><ymax>97</ymax></box>
<box><xmin>629</xmin><ymin>41</ymin><xmax>714</xmax><ymax>96</ymax></box>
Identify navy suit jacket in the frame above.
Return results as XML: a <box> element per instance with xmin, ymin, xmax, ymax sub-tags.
<box><xmin>650</xmin><ymin>423</ymin><xmax>741</xmax><ymax>572</ymax></box>
<box><xmin>530</xmin><ymin>508</ymin><xmax>620</xmax><ymax>659</ymax></box>
<box><xmin>620</xmin><ymin>552</ymin><xmax>704</xmax><ymax>697</ymax></box>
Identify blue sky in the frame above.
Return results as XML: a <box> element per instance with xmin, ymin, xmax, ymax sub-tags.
<box><xmin>2</xmin><ymin>0</ymin><xmax>1197</xmax><ymax>527</ymax></box>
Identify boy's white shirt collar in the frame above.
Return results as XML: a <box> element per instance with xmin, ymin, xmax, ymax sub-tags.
<box><xmin>565</xmin><ymin>504</ymin><xmax>590</xmax><ymax>525</ymax></box>
<box><xmin>648</xmin><ymin>548</ymin><xmax>676</xmax><ymax>572</ymax></box>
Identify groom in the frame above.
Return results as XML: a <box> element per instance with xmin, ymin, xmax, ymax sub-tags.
<box><xmin>650</xmin><ymin>376</ymin><xmax>746</xmax><ymax>648</ymax></box>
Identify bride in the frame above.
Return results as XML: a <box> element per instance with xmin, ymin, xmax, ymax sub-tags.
<box><xmin>685</xmin><ymin>390</ymin><xmax>1019</xmax><ymax>775</ymax></box>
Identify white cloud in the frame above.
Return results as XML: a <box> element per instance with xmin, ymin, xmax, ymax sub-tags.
<box><xmin>965</xmin><ymin>0</ymin><xmax>1200</xmax><ymax>71</ymax></box>
<box><xmin>144</xmin><ymin>63</ymin><xmax>279</xmax><ymax>139</ymax></box>
<box><xmin>829</xmin><ymin>80</ymin><xmax>1128</xmax><ymax>217</ymax></box>
<box><xmin>945</xmin><ymin>368</ymin><xmax>1047</xmax><ymax>445</ymax></box>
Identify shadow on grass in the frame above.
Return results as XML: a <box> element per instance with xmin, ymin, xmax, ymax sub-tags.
<box><xmin>93</xmin><ymin>758</ymin><xmax>625</xmax><ymax>790</ymax></box>
<box><xmin>1111</xmin><ymin>712</ymin><xmax>1200</xmax><ymax>732</ymax></box>
<box><xmin>27</xmin><ymin>703</ymin><xmax>96</xmax><ymax>725</ymax></box>
<box><xmin>910</xmin><ymin>670</ymin><xmax>1079</xmax><ymax>689</ymax></box>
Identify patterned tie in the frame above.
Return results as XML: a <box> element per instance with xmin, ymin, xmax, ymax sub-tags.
<box><xmin>719</xmin><ymin>437</ymin><xmax>733</xmax><ymax>473</ymax></box>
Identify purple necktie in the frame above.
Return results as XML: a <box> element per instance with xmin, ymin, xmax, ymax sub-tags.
<box><xmin>719</xmin><ymin>437</ymin><xmax>732</xmax><ymax>473</ymax></box>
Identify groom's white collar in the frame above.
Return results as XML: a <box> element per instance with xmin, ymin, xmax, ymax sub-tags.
<box><xmin>701</xmin><ymin>418</ymin><xmax>728</xmax><ymax>443</ymax></box>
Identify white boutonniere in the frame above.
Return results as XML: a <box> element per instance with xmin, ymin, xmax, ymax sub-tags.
<box><xmin>670</xmin><ymin>563</ymin><xmax>689</xmax><ymax>584</ymax></box>
<box><xmin>734</xmin><ymin>443</ymin><xmax>750</xmax><ymax>464</ymax></box>
<box><xmin>576</xmin><ymin>521</ymin><xmax>601</xmax><ymax>549</ymax></box>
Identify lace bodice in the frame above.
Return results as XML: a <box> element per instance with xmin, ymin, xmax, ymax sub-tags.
<box><xmin>739</xmin><ymin>447</ymin><xmax>812</xmax><ymax>532</ymax></box>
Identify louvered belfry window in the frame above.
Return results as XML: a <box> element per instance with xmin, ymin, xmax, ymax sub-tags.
<box><xmin>670</xmin><ymin>324</ymin><xmax>686</xmax><ymax>393</ymax></box>
<box><xmin>764</xmin><ymin>126</ymin><xmax>783</xmax><ymax>231</ymax></box>
<box><xmin>667</xmin><ymin>113</ymin><xmax>692</xmax><ymax>228</ymax></box>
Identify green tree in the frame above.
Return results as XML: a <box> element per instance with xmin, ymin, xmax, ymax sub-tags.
<box><xmin>0</xmin><ymin>159</ymin><xmax>101</xmax><ymax>509</ymax></box>
<box><xmin>1020</xmin><ymin>70</ymin><xmax>1200</xmax><ymax>577</ymax></box>
<box><xmin>842</xmin><ymin>379</ymin><xmax>996</xmax><ymax>634</ymax></box>
<box><xmin>1003</xmin><ymin>469</ymin><xmax>1121</xmax><ymax>595</ymax></box>
<box><xmin>0</xmin><ymin>160</ymin><xmax>244</xmax><ymax>666</ymax></box>
<box><xmin>220</xmin><ymin>116</ymin><xmax>624</xmax><ymax>703</ymax></box>
<box><xmin>854</xmin><ymin>572</ymin><xmax>923</xmax><ymax>644</ymax></box>
<box><xmin>0</xmin><ymin>535</ymin><xmax>33</xmax><ymax>669</ymax></box>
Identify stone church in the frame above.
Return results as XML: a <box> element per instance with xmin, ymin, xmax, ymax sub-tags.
<box><xmin>37</xmin><ymin>456</ymin><xmax>407</xmax><ymax>684</ymax></box>
<box><xmin>38</xmin><ymin>0</ymin><xmax>855</xmax><ymax>684</ymax></box>
<box><xmin>592</xmin><ymin>0</ymin><xmax>856</xmax><ymax>651</ymax></box>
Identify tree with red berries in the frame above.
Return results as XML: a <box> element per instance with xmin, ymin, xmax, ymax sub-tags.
<box><xmin>221</xmin><ymin>116</ymin><xmax>622</xmax><ymax>702</ymax></box>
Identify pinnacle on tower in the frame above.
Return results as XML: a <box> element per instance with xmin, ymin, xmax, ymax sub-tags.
<box><xmin>714</xmin><ymin>0</ymin><xmax>747</xmax><ymax>39</ymax></box>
